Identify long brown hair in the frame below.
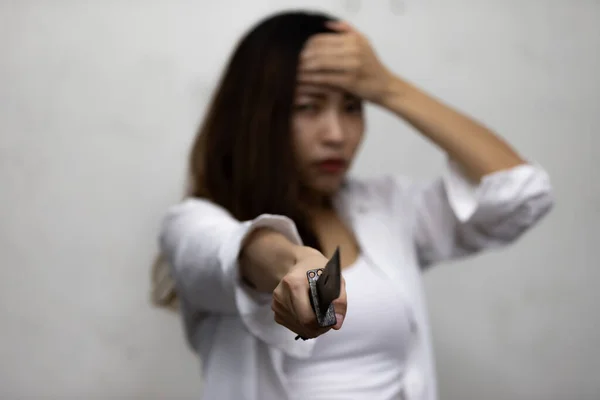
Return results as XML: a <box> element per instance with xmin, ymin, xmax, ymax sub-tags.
<box><xmin>151</xmin><ymin>10</ymin><xmax>337</xmax><ymax>310</ymax></box>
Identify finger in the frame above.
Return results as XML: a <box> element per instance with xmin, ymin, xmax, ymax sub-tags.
<box><xmin>301</xmin><ymin>325</ymin><xmax>332</xmax><ymax>339</ymax></box>
<box><xmin>275</xmin><ymin>299</ymin><xmax>333</xmax><ymax>338</ymax></box>
<box><xmin>301</xmin><ymin>45</ymin><xmax>351</xmax><ymax>64</ymax></box>
<box><xmin>302</xmin><ymin>35</ymin><xmax>353</xmax><ymax>60</ymax></box>
<box><xmin>272</xmin><ymin>294</ymin><xmax>300</xmax><ymax>323</ymax></box>
<box><xmin>297</xmin><ymin>71</ymin><xmax>352</xmax><ymax>89</ymax></box>
<box><xmin>272</xmin><ymin>297</ymin><xmax>292</xmax><ymax>327</ymax></box>
<box><xmin>271</xmin><ymin>296</ymin><xmax>286</xmax><ymax>316</ymax></box>
<box><xmin>304</xmin><ymin>34</ymin><xmax>347</xmax><ymax>52</ymax></box>
<box><xmin>288</xmin><ymin>283</ymin><xmax>320</xmax><ymax>330</ymax></box>
<box><xmin>281</xmin><ymin>280</ymin><xmax>302</xmax><ymax>322</ymax></box>
<box><xmin>332</xmin><ymin>310</ymin><xmax>345</xmax><ymax>331</ymax></box>
<box><xmin>272</xmin><ymin>281</ymin><xmax>284</xmax><ymax>301</ymax></box>
<box><xmin>325</xmin><ymin>20</ymin><xmax>355</xmax><ymax>33</ymax></box>
<box><xmin>299</xmin><ymin>54</ymin><xmax>358</xmax><ymax>73</ymax></box>
<box><xmin>283</xmin><ymin>314</ymin><xmax>328</xmax><ymax>339</ymax></box>
<box><xmin>332</xmin><ymin>310</ymin><xmax>346</xmax><ymax>330</ymax></box>
<box><xmin>314</xmin><ymin>326</ymin><xmax>333</xmax><ymax>337</ymax></box>
<box><xmin>334</xmin><ymin>276</ymin><xmax>347</xmax><ymax>312</ymax></box>
<box><xmin>276</xmin><ymin>302</ymin><xmax>334</xmax><ymax>338</ymax></box>
<box><xmin>331</xmin><ymin>278</ymin><xmax>347</xmax><ymax>330</ymax></box>
<box><xmin>273</xmin><ymin>301</ymin><xmax>310</xmax><ymax>336</ymax></box>
<box><xmin>272</xmin><ymin>287</ymin><xmax>289</xmax><ymax>315</ymax></box>
<box><xmin>274</xmin><ymin>313</ymin><xmax>291</xmax><ymax>328</ymax></box>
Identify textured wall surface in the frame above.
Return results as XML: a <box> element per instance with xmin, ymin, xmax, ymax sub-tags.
<box><xmin>1</xmin><ymin>1</ymin><xmax>597</xmax><ymax>399</ymax></box>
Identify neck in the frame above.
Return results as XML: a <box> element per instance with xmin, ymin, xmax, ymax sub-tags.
<box><xmin>299</xmin><ymin>188</ymin><xmax>333</xmax><ymax>214</ymax></box>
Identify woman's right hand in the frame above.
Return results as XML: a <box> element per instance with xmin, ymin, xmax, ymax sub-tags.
<box><xmin>271</xmin><ymin>247</ymin><xmax>347</xmax><ymax>339</ymax></box>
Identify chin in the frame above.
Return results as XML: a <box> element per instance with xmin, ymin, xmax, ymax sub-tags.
<box><xmin>312</xmin><ymin>176</ymin><xmax>345</xmax><ymax>196</ymax></box>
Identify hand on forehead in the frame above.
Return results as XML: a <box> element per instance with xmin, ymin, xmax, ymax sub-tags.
<box><xmin>297</xmin><ymin>20</ymin><xmax>394</xmax><ymax>105</ymax></box>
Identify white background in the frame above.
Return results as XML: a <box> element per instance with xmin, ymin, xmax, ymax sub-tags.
<box><xmin>1</xmin><ymin>0</ymin><xmax>598</xmax><ymax>399</ymax></box>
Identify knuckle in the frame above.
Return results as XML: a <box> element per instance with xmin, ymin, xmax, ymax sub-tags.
<box><xmin>281</xmin><ymin>275</ymin><xmax>300</xmax><ymax>291</ymax></box>
<box><xmin>272</xmin><ymin>294</ymin><xmax>284</xmax><ymax>307</ymax></box>
<box><xmin>271</xmin><ymin>296</ymin><xmax>283</xmax><ymax>309</ymax></box>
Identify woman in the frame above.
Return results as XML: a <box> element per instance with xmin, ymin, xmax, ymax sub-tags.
<box><xmin>152</xmin><ymin>10</ymin><xmax>553</xmax><ymax>400</ymax></box>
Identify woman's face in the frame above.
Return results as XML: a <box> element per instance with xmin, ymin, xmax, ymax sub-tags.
<box><xmin>292</xmin><ymin>83</ymin><xmax>365</xmax><ymax>197</ymax></box>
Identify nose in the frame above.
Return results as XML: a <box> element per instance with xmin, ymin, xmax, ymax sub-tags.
<box><xmin>320</xmin><ymin>110</ymin><xmax>345</xmax><ymax>146</ymax></box>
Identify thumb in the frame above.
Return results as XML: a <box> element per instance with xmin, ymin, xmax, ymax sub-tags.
<box><xmin>331</xmin><ymin>276</ymin><xmax>347</xmax><ymax>330</ymax></box>
<box><xmin>332</xmin><ymin>311</ymin><xmax>345</xmax><ymax>330</ymax></box>
<box><xmin>326</xmin><ymin>20</ymin><xmax>354</xmax><ymax>33</ymax></box>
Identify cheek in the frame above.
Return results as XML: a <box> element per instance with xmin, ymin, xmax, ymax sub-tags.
<box><xmin>291</xmin><ymin>116</ymin><xmax>316</xmax><ymax>168</ymax></box>
<box><xmin>345</xmin><ymin>117</ymin><xmax>365</xmax><ymax>157</ymax></box>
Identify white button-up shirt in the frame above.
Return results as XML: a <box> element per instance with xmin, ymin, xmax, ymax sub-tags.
<box><xmin>159</xmin><ymin>162</ymin><xmax>553</xmax><ymax>400</ymax></box>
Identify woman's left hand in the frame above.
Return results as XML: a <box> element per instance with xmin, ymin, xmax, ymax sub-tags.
<box><xmin>298</xmin><ymin>20</ymin><xmax>396</xmax><ymax>104</ymax></box>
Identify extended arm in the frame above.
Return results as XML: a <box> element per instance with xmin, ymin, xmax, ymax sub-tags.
<box><xmin>159</xmin><ymin>199</ymin><xmax>303</xmax><ymax>313</ymax></box>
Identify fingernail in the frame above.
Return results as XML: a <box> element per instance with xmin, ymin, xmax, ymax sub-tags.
<box><xmin>335</xmin><ymin>313</ymin><xmax>344</xmax><ymax>325</ymax></box>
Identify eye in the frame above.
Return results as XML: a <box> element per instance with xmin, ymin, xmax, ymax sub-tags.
<box><xmin>345</xmin><ymin>101</ymin><xmax>363</xmax><ymax>114</ymax></box>
<box><xmin>294</xmin><ymin>103</ymin><xmax>320</xmax><ymax>113</ymax></box>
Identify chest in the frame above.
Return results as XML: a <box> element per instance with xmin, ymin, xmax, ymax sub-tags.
<box><xmin>311</xmin><ymin>211</ymin><xmax>360</xmax><ymax>269</ymax></box>
<box><xmin>311</xmin><ymin>257</ymin><xmax>416</xmax><ymax>361</ymax></box>
<box><xmin>283</xmin><ymin>257</ymin><xmax>418</xmax><ymax>399</ymax></box>
<box><xmin>312</xmin><ymin>188</ymin><xmax>418</xmax><ymax>271</ymax></box>
<box><xmin>334</xmin><ymin>189</ymin><xmax>426</xmax><ymax>315</ymax></box>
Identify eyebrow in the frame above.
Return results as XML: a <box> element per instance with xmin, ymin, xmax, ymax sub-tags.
<box><xmin>296</xmin><ymin>89</ymin><xmax>327</xmax><ymax>99</ymax></box>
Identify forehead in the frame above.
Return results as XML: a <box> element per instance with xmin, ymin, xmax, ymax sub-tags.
<box><xmin>295</xmin><ymin>83</ymin><xmax>358</xmax><ymax>100</ymax></box>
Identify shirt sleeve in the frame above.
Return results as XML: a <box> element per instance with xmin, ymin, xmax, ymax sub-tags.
<box><xmin>159</xmin><ymin>198</ymin><xmax>316</xmax><ymax>358</ymax></box>
<box><xmin>397</xmin><ymin>161</ymin><xmax>554</xmax><ymax>268</ymax></box>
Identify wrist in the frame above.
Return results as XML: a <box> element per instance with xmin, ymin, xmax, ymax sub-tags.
<box><xmin>377</xmin><ymin>74</ymin><xmax>414</xmax><ymax>111</ymax></box>
<box><xmin>274</xmin><ymin>244</ymin><xmax>320</xmax><ymax>274</ymax></box>
<box><xmin>269</xmin><ymin>245</ymin><xmax>321</xmax><ymax>290</ymax></box>
<box><xmin>240</xmin><ymin>228</ymin><xmax>300</xmax><ymax>292</ymax></box>
<box><xmin>291</xmin><ymin>245</ymin><xmax>323</xmax><ymax>264</ymax></box>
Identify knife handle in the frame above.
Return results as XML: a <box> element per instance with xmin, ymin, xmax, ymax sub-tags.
<box><xmin>294</xmin><ymin>267</ymin><xmax>337</xmax><ymax>341</ymax></box>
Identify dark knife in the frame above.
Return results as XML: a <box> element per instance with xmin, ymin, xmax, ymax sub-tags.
<box><xmin>295</xmin><ymin>247</ymin><xmax>342</xmax><ymax>341</ymax></box>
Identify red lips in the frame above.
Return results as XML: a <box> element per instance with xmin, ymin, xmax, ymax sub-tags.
<box><xmin>317</xmin><ymin>159</ymin><xmax>346</xmax><ymax>174</ymax></box>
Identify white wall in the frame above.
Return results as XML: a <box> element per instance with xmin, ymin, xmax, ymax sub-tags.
<box><xmin>0</xmin><ymin>1</ymin><xmax>597</xmax><ymax>399</ymax></box>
